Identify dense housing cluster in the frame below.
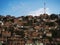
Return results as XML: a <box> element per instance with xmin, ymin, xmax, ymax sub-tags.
<box><xmin>0</xmin><ymin>14</ymin><xmax>60</xmax><ymax>45</ymax></box>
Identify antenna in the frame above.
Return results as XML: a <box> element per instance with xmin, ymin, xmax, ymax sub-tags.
<box><xmin>44</xmin><ymin>1</ymin><xmax>46</xmax><ymax>14</ymax></box>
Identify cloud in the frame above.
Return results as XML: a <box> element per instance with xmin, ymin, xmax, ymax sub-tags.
<box><xmin>28</xmin><ymin>8</ymin><xmax>51</xmax><ymax>16</ymax></box>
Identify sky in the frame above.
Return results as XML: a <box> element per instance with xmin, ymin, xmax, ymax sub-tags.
<box><xmin>0</xmin><ymin>0</ymin><xmax>60</xmax><ymax>17</ymax></box>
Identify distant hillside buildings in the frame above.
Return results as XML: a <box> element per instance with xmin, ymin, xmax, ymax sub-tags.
<box><xmin>0</xmin><ymin>14</ymin><xmax>60</xmax><ymax>45</ymax></box>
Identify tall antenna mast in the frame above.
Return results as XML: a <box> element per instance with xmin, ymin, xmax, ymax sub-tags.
<box><xmin>44</xmin><ymin>1</ymin><xmax>46</xmax><ymax>14</ymax></box>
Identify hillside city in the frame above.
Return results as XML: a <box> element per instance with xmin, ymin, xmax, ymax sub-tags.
<box><xmin>0</xmin><ymin>14</ymin><xmax>60</xmax><ymax>45</ymax></box>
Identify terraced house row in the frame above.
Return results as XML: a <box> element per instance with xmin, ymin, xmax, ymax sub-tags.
<box><xmin>0</xmin><ymin>14</ymin><xmax>60</xmax><ymax>45</ymax></box>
